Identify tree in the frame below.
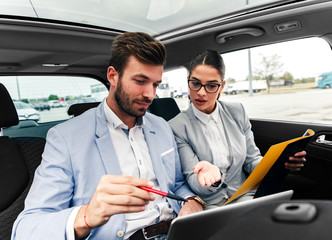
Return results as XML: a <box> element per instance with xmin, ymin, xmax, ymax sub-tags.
<box><xmin>281</xmin><ymin>71</ymin><xmax>294</xmax><ymax>85</ymax></box>
<box><xmin>246</xmin><ymin>75</ymin><xmax>261</xmax><ymax>81</ymax></box>
<box><xmin>226</xmin><ymin>77</ymin><xmax>236</xmax><ymax>83</ymax></box>
<box><xmin>254</xmin><ymin>54</ymin><xmax>284</xmax><ymax>93</ymax></box>
<box><xmin>294</xmin><ymin>77</ymin><xmax>315</xmax><ymax>84</ymax></box>
<box><xmin>282</xmin><ymin>71</ymin><xmax>294</xmax><ymax>81</ymax></box>
<box><xmin>48</xmin><ymin>94</ymin><xmax>59</xmax><ymax>100</ymax></box>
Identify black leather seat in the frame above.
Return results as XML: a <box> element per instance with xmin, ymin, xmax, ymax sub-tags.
<box><xmin>148</xmin><ymin>98</ymin><xmax>181</xmax><ymax>121</ymax></box>
<box><xmin>0</xmin><ymin>83</ymin><xmax>46</xmax><ymax>240</ymax></box>
<box><xmin>67</xmin><ymin>102</ymin><xmax>101</xmax><ymax>117</ymax></box>
<box><xmin>67</xmin><ymin>98</ymin><xmax>181</xmax><ymax>120</ymax></box>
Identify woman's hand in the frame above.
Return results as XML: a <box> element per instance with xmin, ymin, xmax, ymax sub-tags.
<box><xmin>285</xmin><ymin>151</ymin><xmax>307</xmax><ymax>171</ymax></box>
<box><xmin>193</xmin><ymin>161</ymin><xmax>221</xmax><ymax>186</ymax></box>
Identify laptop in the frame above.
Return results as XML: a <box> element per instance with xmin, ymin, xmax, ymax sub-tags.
<box><xmin>167</xmin><ymin>190</ymin><xmax>293</xmax><ymax>240</ymax></box>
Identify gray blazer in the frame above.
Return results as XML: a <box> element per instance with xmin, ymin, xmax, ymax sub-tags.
<box><xmin>169</xmin><ymin>101</ymin><xmax>262</xmax><ymax>204</ymax></box>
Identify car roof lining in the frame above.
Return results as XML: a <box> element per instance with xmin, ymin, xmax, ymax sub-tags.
<box><xmin>0</xmin><ymin>0</ymin><xmax>331</xmax><ymax>83</ymax></box>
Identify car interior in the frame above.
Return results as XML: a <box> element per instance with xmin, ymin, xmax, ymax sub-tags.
<box><xmin>0</xmin><ymin>83</ymin><xmax>45</xmax><ymax>239</ymax></box>
<box><xmin>1</xmin><ymin>0</ymin><xmax>332</xmax><ymax>239</ymax></box>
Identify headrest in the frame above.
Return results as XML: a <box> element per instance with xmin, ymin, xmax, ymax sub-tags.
<box><xmin>0</xmin><ymin>83</ymin><xmax>19</xmax><ymax>128</ymax></box>
<box><xmin>148</xmin><ymin>98</ymin><xmax>181</xmax><ymax>121</ymax></box>
<box><xmin>67</xmin><ymin>102</ymin><xmax>101</xmax><ymax>117</ymax></box>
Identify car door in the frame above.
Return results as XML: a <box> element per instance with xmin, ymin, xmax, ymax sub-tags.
<box><xmin>251</xmin><ymin>119</ymin><xmax>332</xmax><ymax>200</ymax></box>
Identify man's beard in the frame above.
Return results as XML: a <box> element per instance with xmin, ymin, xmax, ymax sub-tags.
<box><xmin>114</xmin><ymin>79</ymin><xmax>152</xmax><ymax>117</ymax></box>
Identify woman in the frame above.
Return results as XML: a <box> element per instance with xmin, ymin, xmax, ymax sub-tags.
<box><xmin>169</xmin><ymin>50</ymin><xmax>306</xmax><ymax>207</ymax></box>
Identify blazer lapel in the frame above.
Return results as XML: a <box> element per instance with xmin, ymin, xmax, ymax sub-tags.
<box><xmin>186</xmin><ymin>106</ymin><xmax>214</xmax><ymax>162</ymax></box>
<box><xmin>94</xmin><ymin>102</ymin><xmax>122</xmax><ymax>176</ymax></box>
<box><xmin>143</xmin><ymin>119</ymin><xmax>167</xmax><ymax>191</ymax></box>
<box><xmin>218</xmin><ymin>101</ymin><xmax>235</xmax><ymax>165</ymax></box>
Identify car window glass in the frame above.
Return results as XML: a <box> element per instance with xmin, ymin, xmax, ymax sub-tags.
<box><xmin>162</xmin><ymin>67</ymin><xmax>189</xmax><ymax>111</ymax></box>
<box><xmin>164</xmin><ymin>37</ymin><xmax>332</xmax><ymax>125</ymax></box>
<box><xmin>0</xmin><ymin>76</ymin><xmax>108</xmax><ymax>123</ymax></box>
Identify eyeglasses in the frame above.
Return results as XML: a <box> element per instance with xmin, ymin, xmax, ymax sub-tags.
<box><xmin>188</xmin><ymin>80</ymin><xmax>222</xmax><ymax>93</ymax></box>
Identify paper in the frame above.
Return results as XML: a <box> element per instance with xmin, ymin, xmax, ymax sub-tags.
<box><xmin>225</xmin><ymin>129</ymin><xmax>315</xmax><ymax>204</ymax></box>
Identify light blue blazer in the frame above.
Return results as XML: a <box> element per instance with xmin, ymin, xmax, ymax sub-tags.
<box><xmin>169</xmin><ymin>101</ymin><xmax>262</xmax><ymax>204</ymax></box>
<box><xmin>12</xmin><ymin>101</ymin><xmax>193</xmax><ymax>240</ymax></box>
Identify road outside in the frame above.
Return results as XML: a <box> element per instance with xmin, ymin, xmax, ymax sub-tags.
<box><xmin>38</xmin><ymin>107</ymin><xmax>71</xmax><ymax>123</ymax></box>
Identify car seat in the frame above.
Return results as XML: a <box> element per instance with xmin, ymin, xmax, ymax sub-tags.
<box><xmin>67</xmin><ymin>102</ymin><xmax>101</xmax><ymax>117</ymax></box>
<box><xmin>0</xmin><ymin>83</ymin><xmax>46</xmax><ymax>240</ymax></box>
<box><xmin>148</xmin><ymin>98</ymin><xmax>181</xmax><ymax>121</ymax></box>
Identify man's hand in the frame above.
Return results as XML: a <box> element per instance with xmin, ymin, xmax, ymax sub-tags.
<box><xmin>285</xmin><ymin>151</ymin><xmax>307</xmax><ymax>171</ymax></box>
<box><xmin>74</xmin><ymin>175</ymin><xmax>155</xmax><ymax>238</ymax></box>
<box><xmin>193</xmin><ymin>161</ymin><xmax>221</xmax><ymax>186</ymax></box>
<box><xmin>178</xmin><ymin>199</ymin><xmax>203</xmax><ymax>217</ymax></box>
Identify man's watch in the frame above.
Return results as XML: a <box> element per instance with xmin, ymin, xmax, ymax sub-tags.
<box><xmin>187</xmin><ymin>195</ymin><xmax>206</xmax><ymax>209</ymax></box>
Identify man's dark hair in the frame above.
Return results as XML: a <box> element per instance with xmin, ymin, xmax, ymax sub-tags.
<box><xmin>188</xmin><ymin>50</ymin><xmax>225</xmax><ymax>80</ymax></box>
<box><xmin>109</xmin><ymin>32</ymin><xmax>166</xmax><ymax>79</ymax></box>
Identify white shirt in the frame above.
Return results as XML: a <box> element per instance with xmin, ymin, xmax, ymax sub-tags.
<box><xmin>192</xmin><ymin>102</ymin><xmax>231</xmax><ymax>174</ymax></box>
<box><xmin>66</xmin><ymin>101</ymin><xmax>174</xmax><ymax>239</ymax></box>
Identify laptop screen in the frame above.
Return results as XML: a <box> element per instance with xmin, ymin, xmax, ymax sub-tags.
<box><xmin>167</xmin><ymin>190</ymin><xmax>293</xmax><ymax>240</ymax></box>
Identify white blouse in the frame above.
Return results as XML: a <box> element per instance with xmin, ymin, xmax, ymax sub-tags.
<box><xmin>192</xmin><ymin>102</ymin><xmax>231</xmax><ymax>173</ymax></box>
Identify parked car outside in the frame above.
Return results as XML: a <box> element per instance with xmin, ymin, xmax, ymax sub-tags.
<box><xmin>48</xmin><ymin>100</ymin><xmax>61</xmax><ymax>108</ymax></box>
<box><xmin>58</xmin><ymin>101</ymin><xmax>68</xmax><ymax>107</ymax></box>
<box><xmin>170</xmin><ymin>89</ymin><xmax>181</xmax><ymax>98</ymax></box>
<box><xmin>32</xmin><ymin>103</ymin><xmax>51</xmax><ymax>111</ymax></box>
<box><xmin>13</xmin><ymin>101</ymin><xmax>40</xmax><ymax>122</ymax></box>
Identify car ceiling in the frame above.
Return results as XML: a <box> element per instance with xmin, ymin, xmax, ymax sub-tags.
<box><xmin>0</xmin><ymin>0</ymin><xmax>332</xmax><ymax>87</ymax></box>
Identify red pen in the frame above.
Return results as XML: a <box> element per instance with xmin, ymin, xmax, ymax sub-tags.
<box><xmin>140</xmin><ymin>187</ymin><xmax>188</xmax><ymax>202</ymax></box>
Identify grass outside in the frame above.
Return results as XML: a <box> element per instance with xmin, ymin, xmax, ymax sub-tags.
<box><xmin>268</xmin><ymin>83</ymin><xmax>316</xmax><ymax>93</ymax></box>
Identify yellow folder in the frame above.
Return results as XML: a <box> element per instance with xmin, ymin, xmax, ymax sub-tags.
<box><xmin>225</xmin><ymin>129</ymin><xmax>315</xmax><ymax>204</ymax></box>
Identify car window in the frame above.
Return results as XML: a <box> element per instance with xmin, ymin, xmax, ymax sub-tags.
<box><xmin>0</xmin><ymin>76</ymin><xmax>108</xmax><ymax>123</ymax></box>
<box><xmin>161</xmin><ymin>67</ymin><xmax>189</xmax><ymax>110</ymax></box>
<box><xmin>164</xmin><ymin>37</ymin><xmax>332</xmax><ymax>125</ymax></box>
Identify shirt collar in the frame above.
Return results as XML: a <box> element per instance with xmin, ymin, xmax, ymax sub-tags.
<box><xmin>103</xmin><ymin>101</ymin><xmax>145</xmax><ymax>130</ymax></box>
<box><xmin>192</xmin><ymin>101</ymin><xmax>220</xmax><ymax>125</ymax></box>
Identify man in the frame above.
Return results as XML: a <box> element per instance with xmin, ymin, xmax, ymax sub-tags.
<box><xmin>12</xmin><ymin>32</ymin><xmax>203</xmax><ymax>240</ymax></box>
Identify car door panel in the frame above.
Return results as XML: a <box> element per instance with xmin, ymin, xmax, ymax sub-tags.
<box><xmin>250</xmin><ymin>119</ymin><xmax>332</xmax><ymax>200</ymax></box>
